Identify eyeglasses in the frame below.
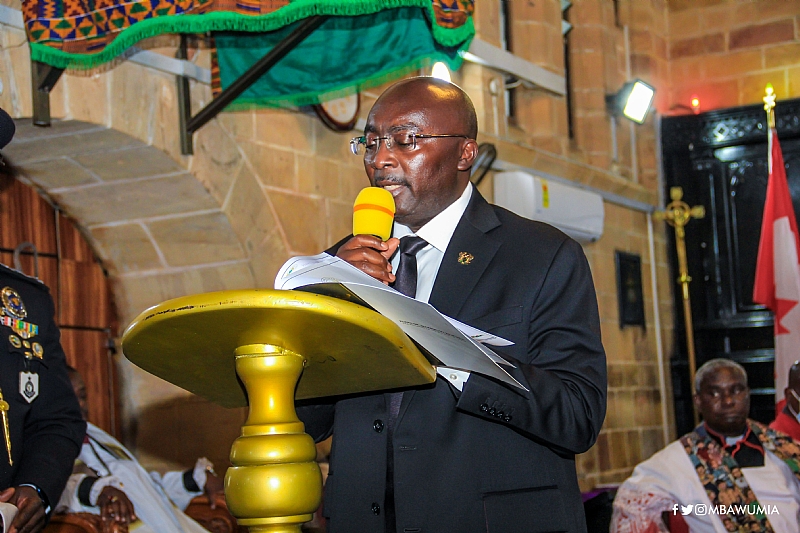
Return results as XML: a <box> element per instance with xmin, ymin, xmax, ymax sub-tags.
<box><xmin>349</xmin><ymin>131</ymin><xmax>469</xmax><ymax>158</ymax></box>
<box><xmin>701</xmin><ymin>385</ymin><xmax>749</xmax><ymax>400</ymax></box>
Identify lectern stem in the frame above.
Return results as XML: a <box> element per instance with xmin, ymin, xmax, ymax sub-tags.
<box><xmin>224</xmin><ymin>344</ymin><xmax>322</xmax><ymax>532</ymax></box>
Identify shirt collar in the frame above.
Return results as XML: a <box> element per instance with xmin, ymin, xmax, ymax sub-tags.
<box><xmin>704</xmin><ymin>422</ymin><xmax>764</xmax><ymax>457</ymax></box>
<box><xmin>393</xmin><ymin>183</ymin><xmax>473</xmax><ymax>251</ymax></box>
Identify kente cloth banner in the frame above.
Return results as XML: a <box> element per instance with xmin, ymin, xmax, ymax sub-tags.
<box><xmin>23</xmin><ymin>0</ymin><xmax>474</xmax><ymax>71</ymax></box>
<box><xmin>211</xmin><ymin>5</ymin><xmax>470</xmax><ymax>108</ymax></box>
<box><xmin>753</xmin><ymin>128</ymin><xmax>800</xmax><ymax>403</ymax></box>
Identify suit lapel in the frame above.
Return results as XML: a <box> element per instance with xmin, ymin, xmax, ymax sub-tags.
<box><xmin>397</xmin><ymin>190</ymin><xmax>501</xmax><ymax>422</ymax></box>
<box><xmin>428</xmin><ymin>189</ymin><xmax>501</xmax><ymax>320</ymax></box>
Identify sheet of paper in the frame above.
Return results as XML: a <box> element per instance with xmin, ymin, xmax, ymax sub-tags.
<box><xmin>0</xmin><ymin>502</ymin><xmax>17</xmax><ymax>533</ymax></box>
<box><xmin>444</xmin><ymin>316</ymin><xmax>514</xmax><ymax>349</ymax></box>
<box><xmin>339</xmin><ymin>282</ymin><xmax>524</xmax><ymax>390</ymax></box>
<box><xmin>275</xmin><ymin>254</ymin><xmax>514</xmax><ymax>349</ymax></box>
<box><xmin>275</xmin><ymin>253</ymin><xmax>390</xmax><ymax>292</ymax></box>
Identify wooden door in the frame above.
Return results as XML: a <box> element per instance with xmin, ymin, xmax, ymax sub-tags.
<box><xmin>661</xmin><ymin>98</ymin><xmax>800</xmax><ymax>435</ymax></box>
<box><xmin>0</xmin><ymin>172</ymin><xmax>118</xmax><ymax>436</ymax></box>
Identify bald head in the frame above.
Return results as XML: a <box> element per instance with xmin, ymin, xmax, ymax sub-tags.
<box><xmin>371</xmin><ymin>77</ymin><xmax>478</xmax><ymax>139</ymax></box>
<box><xmin>362</xmin><ymin>77</ymin><xmax>479</xmax><ymax>231</ymax></box>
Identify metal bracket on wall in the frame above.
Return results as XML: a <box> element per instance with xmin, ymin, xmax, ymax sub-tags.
<box><xmin>178</xmin><ymin>15</ymin><xmax>328</xmax><ymax>155</ymax></box>
<box><xmin>31</xmin><ymin>61</ymin><xmax>64</xmax><ymax>127</ymax></box>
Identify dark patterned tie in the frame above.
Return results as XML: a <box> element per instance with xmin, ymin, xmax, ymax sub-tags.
<box><xmin>390</xmin><ymin>235</ymin><xmax>429</xmax><ymax>298</ymax></box>
<box><xmin>386</xmin><ymin>235</ymin><xmax>427</xmax><ymax>532</ymax></box>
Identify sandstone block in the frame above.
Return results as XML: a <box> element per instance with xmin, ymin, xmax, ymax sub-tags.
<box><xmin>248</xmin><ymin>229</ymin><xmax>289</xmax><ymax>289</ymax></box>
<box><xmin>765</xmin><ymin>42</ymin><xmax>800</xmax><ymax>69</ymax></box>
<box><xmin>297</xmin><ymin>154</ymin><xmax>341</xmax><ymax>198</ymax></box>
<box><xmin>5</xmin><ymin>128</ymin><xmax>143</xmax><ymax>164</ymax></box>
<box><xmin>239</xmin><ymin>140</ymin><xmax>295</xmax><ymax>190</ymax></box>
<box><xmin>254</xmin><ymin>108</ymin><xmax>314</xmax><ymax>153</ymax></box>
<box><xmin>190</xmin><ymin>119</ymin><xmax>242</xmax><ymax>204</ymax></box>
<box><xmin>730</xmin><ymin>19</ymin><xmax>795</xmax><ymax>50</ymax></box>
<box><xmin>326</xmin><ymin>199</ymin><xmax>352</xmax><ymax>247</ymax></box>
<box><xmin>224</xmin><ymin>163</ymin><xmax>276</xmax><ymax>249</ymax></box>
<box><xmin>268</xmin><ymin>190</ymin><xmax>327</xmax><ymax>254</ymax></box>
<box><xmin>75</xmin><ymin>145</ymin><xmax>184</xmax><ymax>182</ymax></box>
<box><xmin>54</xmin><ymin>173</ymin><xmax>218</xmax><ymax>225</ymax></box>
<box><xmin>669</xmin><ymin>33</ymin><xmax>725</xmax><ymax>59</ymax></box>
<box><xmin>89</xmin><ymin>223</ymin><xmax>163</xmax><ymax>274</ymax></box>
<box><xmin>21</xmin><ymin>157</ymin><xmax>98</xmax><ymax>188</ymax></box>
<box><xmin>147</xmin><ymin>211</ymin><xmax>246</xmax><ymax>267</ymax></box>
<box><xmin>64</xmin><ymin>73</ymin><xmax>110</xmax><ymax>126</ymax></box>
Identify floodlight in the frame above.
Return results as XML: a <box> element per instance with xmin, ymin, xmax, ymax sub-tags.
<box><xmin>606</xmin><ymin>79</ymin><xmax>655</xmax><ymax>124</ymax></box>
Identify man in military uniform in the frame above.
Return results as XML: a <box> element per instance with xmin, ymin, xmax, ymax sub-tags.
<box><xmin>0</xmin><ymin>108</ymin><xmax>86</xmax><ymax>533</ymax></box>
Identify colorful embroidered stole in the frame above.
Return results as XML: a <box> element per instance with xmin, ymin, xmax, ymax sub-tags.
<box><xmin>680</xmin><ymin>420</ymin><xmax>800</xmax><ymax>532</ymax></box>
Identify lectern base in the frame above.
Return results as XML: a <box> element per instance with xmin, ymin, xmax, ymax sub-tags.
<box><xmin>224</xmin><ymin>344</ymin><xmax>322</xmax><ymax>532</ymax></box>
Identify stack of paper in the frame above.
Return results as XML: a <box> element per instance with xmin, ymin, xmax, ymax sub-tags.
<box><xmin>275</xmin><ymin>254</ymin><xmax>525</xmax><ymax>391</ymax></box>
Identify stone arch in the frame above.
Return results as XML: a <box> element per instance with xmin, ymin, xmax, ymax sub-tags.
<box><xmin>3</xmin><ymin>118</ymin><xmax>284</xmax><ymax>470</ymax></box>
<box><xmin>4</xmin><ymin>119</ymin><xmax>274</xmax><ymax>324</ymax></box>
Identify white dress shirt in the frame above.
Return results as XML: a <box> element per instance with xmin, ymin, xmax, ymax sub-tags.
<box><xmin>391</xmin><ymin>182</ymin><xmax>474</xmax><ymax>390</ymax></box>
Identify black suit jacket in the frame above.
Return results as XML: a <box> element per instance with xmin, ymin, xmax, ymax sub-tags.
<box><xmin>0</xmin><ymin>264</ymin><xmax>85</xmax><ymax>508</ymax></box>
<box><xmin>298</xmin><ymin>190</ymin><xmax>607</xmax><ymax>533</ymax></box>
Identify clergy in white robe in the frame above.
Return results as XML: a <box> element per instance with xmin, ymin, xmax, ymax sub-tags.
<box><xmin>612</xmin><ymin>432</ymin><xmax>800</xmax><ymax>533</ymax></box>
<box><xmin>55</xmin><ymin>422</ymin><xmax>213</xmax><ymax>533</ymax></box>
<box><xmin>612</xmin><ymin>359</ymin><xmax>800</xmax><ymax>533</ymax></box>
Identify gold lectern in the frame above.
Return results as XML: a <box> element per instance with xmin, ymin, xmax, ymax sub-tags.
<box><xmin>122</xmin><ymin>289</ymin><xmax>436</xmax><ymax>533</ymax></box>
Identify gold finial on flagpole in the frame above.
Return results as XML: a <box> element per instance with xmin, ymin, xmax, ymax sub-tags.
<box><xmin>764</xmin><ymin>83</ymin><xmax>776</xmax><ymax>129</ymax></box>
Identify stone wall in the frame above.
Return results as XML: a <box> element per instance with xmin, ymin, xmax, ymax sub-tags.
<box><xmin>667</xmin><ymin>0</ymin><xmax>800</xmax><ymax>112</ymax></box>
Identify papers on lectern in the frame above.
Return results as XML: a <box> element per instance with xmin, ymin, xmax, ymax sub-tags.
<box><xmin>275</xmin><ymin>253</ymin><xmax>526</xmax><ymax>391</ymax></box>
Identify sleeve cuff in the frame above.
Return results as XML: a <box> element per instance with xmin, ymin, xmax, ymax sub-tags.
<box><xmin>437</xmin><ymin>367</ymin><xmax>471</xmax><ymax>392</ymax></box>
<box><xmin>87</xmin><ymin>476</ymin><xmax>124</xmax><ymax>506</ymax></box>
<box><xmin>186</xmin><ymin>458</ymin><xmax>215</xmax><ymax>493</ymax></box>
<box><xmin>17</xmin><ymin>484</ymin><xmax>51</xmax><ymax>515</ymax></box>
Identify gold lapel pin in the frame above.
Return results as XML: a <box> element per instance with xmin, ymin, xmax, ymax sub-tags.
<box><xmin>458</xmin><ymin>252</ymin><xmax>474</xmax><ymax>265</ymax></box>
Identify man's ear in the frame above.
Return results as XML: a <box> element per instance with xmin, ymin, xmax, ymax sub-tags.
<box><xmin>693</xmin><ymin>393</ymin><xmax>702</xmax><ymax>413</ymax></box>
<box><xmin>457</xmin><ymin>139</ymin><xmax>479</xmax><ymax>171</ymax></box>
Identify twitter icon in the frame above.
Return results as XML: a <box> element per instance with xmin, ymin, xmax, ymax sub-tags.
<box><xmin>680</xmin><ymin>504</ymin><xmax>693</xmax><ymax>515</ymax></box>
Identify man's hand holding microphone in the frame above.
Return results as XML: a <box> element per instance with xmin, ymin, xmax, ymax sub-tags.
<box><xmin>336</xmin><ymin>187</ymin><xmax>398</xmax><ymax>285</ymax></box>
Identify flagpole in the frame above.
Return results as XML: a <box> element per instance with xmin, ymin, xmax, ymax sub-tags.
<box><xmin>655</xmin><ymin>188</ymin><xmax>705</xmax><ymax>425</ymax></box>
<box><xmin>756</xmin><ymin>83</ymin><xmax>797</xmax><ymax>403</ymax></box>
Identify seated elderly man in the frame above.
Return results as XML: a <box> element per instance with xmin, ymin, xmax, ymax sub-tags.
<box><xmin>612</xmin><ymin>359</ymin><xmax>800</xmax><ymax>533</ymax></box>
<box><xmin>770</xmin><ymin>361</ymin><xmax>800</xmax><ymax>442</ymax></box>
<box><xmin>56</xmin><ymin>367</ymin><xmax>224</xmax><ymax>533</ymax></box>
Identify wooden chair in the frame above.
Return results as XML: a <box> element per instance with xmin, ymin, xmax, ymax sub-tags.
<box><xmin>184</xmin><ymin>494</ymin><xmax>245</xmax><ymax>533</ymax></box>
<box><xmin>43</xmin><ymin>495</ymin><xmax>242</xmax><ymax>533</ymax></box>
<box><xmin>44</xmin><ymin>513</ymin><xmax>126</xmax><ymax>533</ymax></box>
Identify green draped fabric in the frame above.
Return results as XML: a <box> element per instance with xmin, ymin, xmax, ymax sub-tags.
<box><xmin>214</xmin><ymin>6</ymin><xmax>469</xmax><ymax>109</ymax></box>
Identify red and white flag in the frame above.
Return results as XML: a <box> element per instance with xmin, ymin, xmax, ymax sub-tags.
<box><xmin>753</xmin><ymin>129</ymin><xmax>800</xmax><ymax>402</ymax></box>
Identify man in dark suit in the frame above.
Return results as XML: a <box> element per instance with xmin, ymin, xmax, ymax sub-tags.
<box><xmin>0</xmin><ymin>108</ymin><xmax>86</xmax><ymax>533</ymax></box>
<box><xmin>298</xmin><ymin>77</ymin><xmax>607</xmax><ymax>533</ymax></box>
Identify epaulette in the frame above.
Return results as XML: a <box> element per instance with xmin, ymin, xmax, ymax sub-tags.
<box><xmin>0</xmin><ymin>262</ymin><xmax>48</xmax><ymax>291</ymax></box>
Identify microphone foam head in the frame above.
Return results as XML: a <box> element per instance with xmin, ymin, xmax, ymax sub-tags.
<box><xmin>353</xmin><ymin>187</ymin><xmax>395</xmax><ymax>241</ymax></box>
